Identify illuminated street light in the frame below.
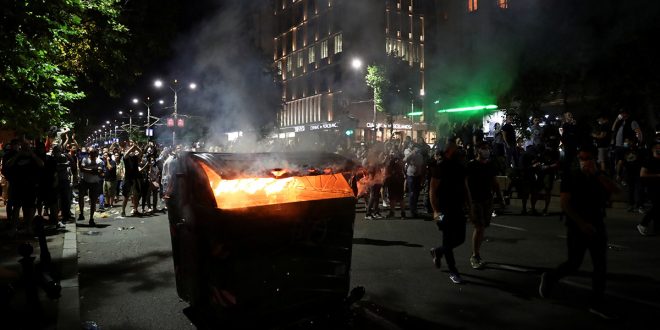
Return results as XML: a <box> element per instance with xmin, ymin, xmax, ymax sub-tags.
<box><xmin>351</xmin><ymin>58</ymin><xmax>363</xmax><ymax>70</ymax></box>
<box><xmin>154</xmin><ymin>78</ymin><xmax>197</xmax><ymax>145</ymax></box>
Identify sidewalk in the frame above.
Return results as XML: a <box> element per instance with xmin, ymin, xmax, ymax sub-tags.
<box><xmin>0</xmin><ymin>205</ymin><xmax>79</xmax><ymax>330</ymax></box>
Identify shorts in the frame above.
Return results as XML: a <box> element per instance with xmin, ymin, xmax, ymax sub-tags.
<box><xmin>79</xmin><ymin>180</ymin><xmax>101</xmax><ymax>200</ymax></box>
<box><xmin>470</xmin><ymin>200</ymin><xmax>493</xmax><ymax>227</ymax></box>
<box><xmin>103</xmin><ymin>180</ymin><xmax>117</xmax><ymax>198</ymax></box>
<box><xmin>122</xmin><ymin>178</ymin><xmax>140</xmax><ymax>198</ymax></box>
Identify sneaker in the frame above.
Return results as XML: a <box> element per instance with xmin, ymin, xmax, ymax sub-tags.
<box><xmin>77</xmin><ymin>214</ymin><xmax>85</xmax><ymax>221</ymax></box>
<box><xmin>56</xmin><ymin>221</ymin><xmax>66</xmax><ymax>229</ymax></box>
<box><xmin>374</xmin><ymin>213</ymin><xmax>384</xmax><ymax>219</ymax></box>
<box><xmin>539</xmin><ymin>272</ymin><xmax>552</xmax><ymax>298</ymax></box>
<box><xmin>429</xmin><ymin>248</ymin><xmax>442</xmax><ymax>268</ymax></box>
<box><xmin>637</xmin><ymin>207</ymin><xmax>646</xmax><ymax>214</ymax></box>
<box><xmin>449</xmin><ymin>272</ymin><xmax>464</xmax><ymax>284</ymax></box>
<box><xmin>637</xmin><ymin>224</ymin><xmax>649</xmax><ymax>236</ymax></box>
<box><xmin>470</xmin><ymin>255</ymin><xmax>485</xmax><ymax>269</ymax></box>
<box><xmin>365</xmin><ymin>215</ymin><xmax>374</xmax><ymax>220</ymax></box>
<box><xmin>588</xmin><ymin>304</ymin><xmax>619</xmax><ymax>320</ymax></box>
<box><xmin>89</xmin><ymin>219</ymin><xmax>96</xmax><ymax>227</ymax></box>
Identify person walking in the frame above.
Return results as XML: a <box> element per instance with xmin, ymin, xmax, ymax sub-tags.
<box><xmin>466</xmin><ymin>143</ymin><xmax>503</xmax><ymax>269</ymax></box>
<box><xmin>539</xmin><ymin>145</ymin><xmax>619</xmax><ymax>319</ymax></box>
<box><xmin>429</xmin><ymin>143</ymin><xmax>470</xmax><ymax>284</ymax></box>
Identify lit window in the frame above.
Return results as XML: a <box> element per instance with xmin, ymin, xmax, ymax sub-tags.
<box><xmin>321</xmin><ymin>40</ymin><xmax>328</xmax><ymax>58</ymax></box>
<box><xmin>498</xmin><ymin>0</ymin><xmax>508</xmax><ymax>9</ymax></box>
<box><xmin>308</xmin><ymin>47</ymin><xmax>315</xmax><ymax>64</ymax></box>
<box><xmin>468</xmin><ymin>0</ymin><xmax>478</xmax><ymax>12</ymax></box>
<box><xmin>334</xmin><ymin>34</ymin><xmax>342</xmax><ymax>54</ymax></box>
<box><xmin>297</xmin><ymin>52</ymin><xmax>304</xmax><ymax>67</ymax></box>
<box><xmin>286</xmin><ymin>58</ymin><xmax>292</xmax><ymax>72</ymax></box>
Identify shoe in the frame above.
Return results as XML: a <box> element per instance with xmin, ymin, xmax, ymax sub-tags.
<box><xmin>637</xmin><ymin>207</ymin><xmax>646</xmax><ymax>214</ymax></box>
<box><xmin>588</xmin><ymin>304</ymin><xmax>618</xmax><ymax>320</ymax></box>
<box><xmin>374</xmin><ymin>213</ymin><xmax>384</xmax><ymax>219</ymax></box>
<box><xmin>637</xmin><ymin>224</ymin><xmax>649</xmax><ymax>236</ymax></box>
<box><xmin>539</xmin><ymin>272</ymin><xmax>552</xmax><ymax>298</ymax></box>
<box><xmin>56</xmin><ymin>221</ymin><xmax>65</xmax><ymax>229</ymax></box>
<box><xmin>365</xmin><ymin>215</ymin><xmax>374</xmax><ymax>220</ymax></box>
<box><xmin>470</xmin><ymin>255</ymin><xmax>485</xmax><ymax>269</ymax></box>
<box><xmin>89</xmin><ymin>219</ymin><xmax>96</xmax><ymax>226</ymax></box>
<box><xmin>98</xmin><ymin>208</ymin><xmax>106</xmax><ymax>213</ymax></box>
<box><xmin>429</xmin><ymin>248</ymin><xmax>442</xmax><ymax>268</ymax></box>
<box><xmin>120</xmin><ymin>211</ymin><xmax>126</xmax><ymax>217</ymax></box>
<box><xmin>531</xmin><ymin>209</ymin><xmax>540</xmax><ymax>216</ymax></box>
<box><xmin>449</xmin><ymin>272</ymin><xmax>464</xmax><ymax>284</ymax></box>
<box><xmin>542</xmin><ymin>210</ymin><xmax>549</xmax><ymax>216</ymax></box>
<box><xmin>77</xmin><ymin>214</ymin><xmax>85</xmax><ymax>221</ymax></box>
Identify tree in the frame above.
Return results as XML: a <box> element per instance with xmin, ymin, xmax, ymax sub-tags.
<box><xmin>365</xmin><ymin>64</ymin><xmax>389</xmax><ymax>114</ymax></box>
<box><xmin>0</xmin><ymin>0</ymin><xmax>128</xmax><ymax>136</ymax></box>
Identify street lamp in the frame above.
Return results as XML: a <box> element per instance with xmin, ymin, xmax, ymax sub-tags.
<box><xmin>132</xmin><ymin>97</ymin><xmax>163</xmax><ymax>137</ymax></box>
<box><xmin>154</xmin><ymin>79</ymin><xmax>197</xmax><ymax>146</ymax></box>
<box><xmin>351</xmin><ymin>57</ymin><xmax>378</xmax><ymax>142</ymax></box>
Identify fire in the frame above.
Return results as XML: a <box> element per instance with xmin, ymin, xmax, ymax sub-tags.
<box><xmin>198</xmin><ymin>161</ymin><xmax>354</xmax><ymax>209</ymax></box>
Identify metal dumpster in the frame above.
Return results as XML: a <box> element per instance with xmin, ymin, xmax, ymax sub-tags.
<box><xmin>166</xmin><ymin>152</ymin><xmax>357</xmax><ymax>328</ymax></box>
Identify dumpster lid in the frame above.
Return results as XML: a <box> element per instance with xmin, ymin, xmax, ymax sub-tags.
<box><xmin>189</xmin><ymin>152</ymin><xmax>355</xmax><ymax>179</ymax></box>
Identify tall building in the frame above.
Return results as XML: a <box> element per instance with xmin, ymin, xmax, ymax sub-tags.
<box><xmin>272</xmin><ymin>0</ymin><xmax>428</xmax><ymax>144</ymax></box>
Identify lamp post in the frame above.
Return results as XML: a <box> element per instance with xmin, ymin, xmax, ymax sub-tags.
<box><xmin>155</xmin><ymin>79</ymin><xmax>196</xmax><ymax>146</ymax></box>
<box><xmin>351</xmin><ymin>57</ymin><xmax>378</xmax><ymax>142</ymax></box>
<box><xmin>132</xmin><ymin>97</ymin><xmax>163</xmax><ymax>138</ymax></box>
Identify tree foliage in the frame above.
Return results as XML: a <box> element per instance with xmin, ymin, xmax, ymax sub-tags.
<box><xmin>0</xmin><ymin>0</ymin><xmax>128</xmax><ymax>135</ymax></box>
<box><xmin>365</xmin><ymin>55</ymin><xmax>418</xmax><ymax>116</ymax></box>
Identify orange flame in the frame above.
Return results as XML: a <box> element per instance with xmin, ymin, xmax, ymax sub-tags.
<box><xmin>198</xmin><ymin>161</ymin><xmax>353</xmax><ymax>209</ymax></box>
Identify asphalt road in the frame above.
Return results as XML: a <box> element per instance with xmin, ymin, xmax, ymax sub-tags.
<box><xmin>77</xmin><ymin>200</ymin><xmax>660</xmax><ymax>329</ymax></box>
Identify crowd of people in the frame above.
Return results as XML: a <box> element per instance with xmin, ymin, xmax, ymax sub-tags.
<box><xmin>0</xmin><ymin>108</ymin><xmax>658</xmax><ymax>317</ymax></box>
<box><xmin>0</xmin><ymin>134</ymin><xmax>182</xmax><ymax>236</ymax></box>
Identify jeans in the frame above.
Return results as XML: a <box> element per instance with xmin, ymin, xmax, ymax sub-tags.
<box><xmin>407</xmin><ymin>175</ymin><xmax>422</xmax><ymax>215</ymax></box>
<box><xmin>433</xmin><ymin>211</ymin><xmax>467</xmax><ymax>274</ymax></box>
<box><xmin>367</xmin><ymin>184</ymin><xmax>382</xmax><ymax>215</ymax></box>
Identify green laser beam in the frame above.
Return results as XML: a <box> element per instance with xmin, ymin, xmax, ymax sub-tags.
<box><xmin>437</xmin><ymin>105</ymin><xmax>498</xmax><ymax>113</ymax></box>
<box><xmin>407</xmin><ymin>111</ymin><xmax>424</xmax><ymax>116</ymax></box>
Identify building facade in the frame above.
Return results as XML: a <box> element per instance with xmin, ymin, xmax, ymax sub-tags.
<box><xmin>272</xmin><ymin>0</ymin><xmax>429</xmax><ymax>145</ymax></box>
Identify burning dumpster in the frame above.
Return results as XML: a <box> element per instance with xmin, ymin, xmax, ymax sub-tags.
<box><xmin>166</xmin><ymin>152</ymin><xmax>357</xmax><ymax>328</ymax></box>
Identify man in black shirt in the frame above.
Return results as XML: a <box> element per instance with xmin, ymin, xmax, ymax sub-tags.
<box><xmin>466</xmin><ymin>143</ymin><xmax>503</xmax><ymax>269</ymax></box>
<box><xmin>501</xmin><ymin>115</ymin><xmax>517</xmax><ymax>167</ymax></box>
<box><xmin>539</xmin><ymin>145</ymin><xmax>618</xmax><ymax>319</ymax></box>
<box><xmin>429</xmin><ymin>142</ymin><xmax>469</xmax><ymax>284</ymax></box>
<box><xmin>121</xmin><ymin>142</ymin><xmax>142</xmax><ymax>217</ymax></box>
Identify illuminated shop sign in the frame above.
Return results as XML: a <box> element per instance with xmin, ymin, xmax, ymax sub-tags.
<box><xmin>294</xmin><ymin>125</ymin><xmax>306</xmax><ymax>132</ymax></box>
<box><xmin>309</xmin><ymin>122</ymin><xmax>339</xmax><ymax>131</ymax></box>
<box><xmin>366</xmin><ymin>123</ymin><xmax>413</xmax><ymax>130</ymax></box>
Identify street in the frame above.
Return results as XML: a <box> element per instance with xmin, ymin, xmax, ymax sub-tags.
<box><xmin>76</xmin><ymin>200</ymin><xmax>660</xmax><ymax>329</ymax></box>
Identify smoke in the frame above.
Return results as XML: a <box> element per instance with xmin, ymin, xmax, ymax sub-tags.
<box><xmin>169</xmin><ymin>0</ymin><xmax>280</xmax><ymax>149</ymax></box>
<box><xmin>425</xmin><ymin>1</ymin><xmax>543</xmax><ymax>111</ymax></box>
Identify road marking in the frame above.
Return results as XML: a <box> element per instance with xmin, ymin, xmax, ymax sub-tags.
<box><xmin>562</xmin><ymin>279</ymin><xmax>660</xmax><ymax>309</ymax></box>
<box><xmin>491</xmin><ymin>223</ymin><xmax>528</xmax><ymax>231</ymax></box>
<box><xmin>493</xmin><ymin>264</ymin><xmax>536</xmax><ymax>273</ymax></box>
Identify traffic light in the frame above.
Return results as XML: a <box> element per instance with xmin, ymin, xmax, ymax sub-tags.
<box><xmin>345</xmin><ymin>129</ymin><xmax>354</xmax><ymax>136</ymax></box>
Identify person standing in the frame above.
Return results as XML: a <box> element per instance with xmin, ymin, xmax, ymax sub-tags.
<box><xmin>539</xmin><ymin>145</ymin><xmax>619</xmax><ymax>319</ymax></box>
<box><xmin>404</xmin><ymin>144</ymin><xmax>424</xmax><ymax>217</ymax></box>
<box><xmin>592</xmin><ymin>114</ymin><xmax>612</xmax><ymax>174</ymax></box>
<box><xmin>429</xmin><ymin>143</ymin><xmax>470</xmax><ymax>284</ymax></box>
<box><xmin>102</xmin><ymin>151</ymin><xmax>117</xmax><ymax>208</ymax></box>
<box><xmin>466</xmin><ymin>143</ymin><xmax>503</xmax><ymax>269</ymax></box>
<box><xmin>560</xmin><ymin>111</ymin><xmax>579</xmax><ymax>171</ymax></box>
<box><xmin>121</xmin><ymin>142</ymin><xmax>142</xmax><ymax>217</ymax></box>
<box><xmin>78</xmin><ymin>148</ymin><xmax>103</xmax><ymax>226</ymax></box>
<box><xmin>53</xmin><ymin>145</ymin><xmax>72</xmax><ymax>227</ymax></box>
<box><xmin>384</xmin><ymin>150</ymin><xmax>406</xmax><ymax>219</ymax></box>
<box><xmin>637</xmin><ymin>137</ymin><xmax>660</xmax><ymax>236</ymax></box>
<box><xmin>501</xmin><ymin>115</ymin><xmax>517</xmax><ymax>168</ymax></box>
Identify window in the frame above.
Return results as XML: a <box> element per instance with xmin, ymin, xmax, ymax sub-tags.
<box><xmin>321</xmin><ymin>40</ymin><xmax>328</xmax><ymax>58</ymax></box>
<box><xmin>498</xmin><ymin>0</ymin><xmax>508</xmax><ymax>9</ymax></box>
<box><xmin>297</xmin><ymin>52</ymin><xmax>304</xmax><ymax>68</ymax></box>
<box><xmin>308</xmin><ymin>47</ymin><xmax>315</xmax><ymax>64</ymax></box>
<box><xmin>286</xmin><ymin>58</ymin><xmax>292</xmax><ymax>72</ymax></box>
<box><xmin>468</xmin><ymin>0</ymin><xmax>478</xmax><ymax>12</ymax></box>
<box><xmin>334</xmin><ymin>34</ymin><xmax>342</xmax><ymax>54</ymax></box>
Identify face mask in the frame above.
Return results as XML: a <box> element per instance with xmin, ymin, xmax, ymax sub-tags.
<box><xmin>479</xmin><ymin>150</ymin><xmax>491</xmax><ymax>159</ymax></box>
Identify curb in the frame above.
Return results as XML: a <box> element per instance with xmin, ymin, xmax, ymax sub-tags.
<box><xmin>56</xmin><ymin>222</ymin><xmax>79</xmax><ymax>329</ymax></box>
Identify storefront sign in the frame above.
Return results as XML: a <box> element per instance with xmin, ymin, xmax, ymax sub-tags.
<box><xmin>366</xmin><ymin>123</ymin><xmax>413</xmax><ymax>130</ymax></box>
<box><xmin>309</xmin><ymin>122</ymin><xmax>339</xmax><ymax>131</ymax></box>
<box><xmin>294</xmin><ymin>125</ymin><xmax>306</xmax><ymax>132</ymax></box>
